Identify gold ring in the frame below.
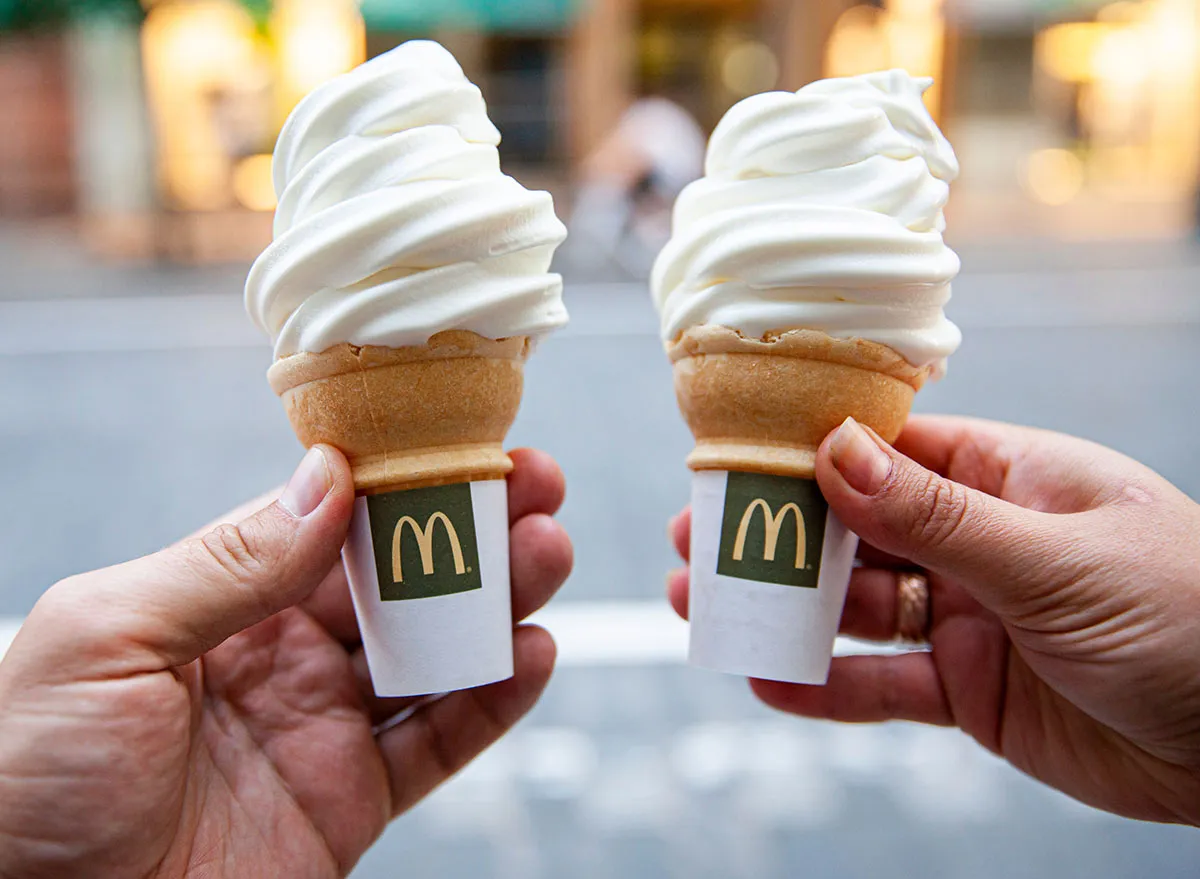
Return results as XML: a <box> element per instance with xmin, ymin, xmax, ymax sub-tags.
<box><xmin>896</xmin><ymin>572</ymin><xmax>932</xmax><ymax>644</ymax></box>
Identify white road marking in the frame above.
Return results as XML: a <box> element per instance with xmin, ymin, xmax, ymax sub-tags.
<box><xmin>0</xmin><ymin>603</ymin><xmax>909</xmax><ymax>668</ymax></box>
<box><xmin>531</xmin><ymin>601</ymin><xmax>688</xmax><ymax>665</ymax></box>
<box><xmin>530</xmin><ymin>601</ymin><xmax>914</xmax><ymax>667</ymax></box>
<box><xmin>1</xmin><ymin>269</ymin><xmax>1198</xmax><ymax>355</ymax></box>
<box><xmin>0</xmin><ymin>295</ymin><xmax>264</xmax><ymax>355</ymax></box>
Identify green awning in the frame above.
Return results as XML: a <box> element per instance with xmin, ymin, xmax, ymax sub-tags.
<box><xmin>1</xmin><ymin>0</ymin><xmax>579</xmax><ymax>34</ymax></box>
<box><xmin>0</xmin><ymin>0</ymin><xmax>142</xmax><ymax>29</ymax></box>
<box><xmin>359</xmin><ymin>0</ymin><xmax>584</xmax><ymax>33</ymax></box>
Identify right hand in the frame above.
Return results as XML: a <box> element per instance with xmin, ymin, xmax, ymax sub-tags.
<box><xmin>668</xmin><ymin>416</ymin><xmax>1200</xmax><ymax>825</ymax></box>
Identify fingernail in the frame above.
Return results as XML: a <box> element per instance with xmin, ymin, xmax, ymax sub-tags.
<box><xmin>279</xmin><ymin>447</ymin><xmax>332</xmax><ymax>518</ymax></box>
<box><xmin>829</xmin><ymin>418</ymin><xmax>892</xmax><ymax>495</ymax></box>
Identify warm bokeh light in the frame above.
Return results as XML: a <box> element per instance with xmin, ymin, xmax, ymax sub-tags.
<box><xmin>1036</xmin><ymin>22</ymin><xmax>1121</xmax><ymax>83</ymax></box>
<box><xmin>141</xmin><ymin>0</ymin><xmax>271</xmax><ymax>210</ymax></box>
<box><xmin>1091</xmin><ymin>27</ymin><xmax>1150</xmax><ymax>85</ymax></box>
<box><xmin>825</xmin><ymin>0</ymin><xmax>945</xmax><ymax>118</ymax></box>
<box><xmin>141</xmin><ymin>0</ymin><xmax>364</xmax><ymax>213</ymax></box>
<box><xmin>271</xmin><ymin>0</ymin><xmax>366</xmax><ymax>123</ymax></box>
<box><xmin>1023</xmin><ymin>148</ymin><xmax>1086</xmax><ymax>206</ymax></box>
<box><xmin>1033</xmin><ymin>0</ymin><xmax>1199</xmax><ymax>197</ymax></box>
<box><xmin>1096</xmin><ymin>1</ymin><xmax>1144</xmax><ymax>23</ymax></box>
<box><xmin>232</xmin><ymin>153</ymin><xmax>277</xmax><ymax>212</ymax></box>
<box><xmin>889</xmin><ymin>0</ymin><xmax>941</xmax><ymax>15</ymax></box>
<box><xmin>721</xmin><ymin>40</ymin><xmax>779</xmax><ymax>97</ymax></box>
<box><xmin>825</xmin><ymin>6</ymin><xmax>889</xmax><ymax>79</ymax></box>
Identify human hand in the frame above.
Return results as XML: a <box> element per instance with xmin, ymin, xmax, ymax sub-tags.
<box><xmin>0</xmin><ymin>446</ymin><xmax>572</xmax><ymax>878</ymax></box>
<box><xmin>668</xmin><ymin>416</ymin><xmax>1200</xmax><ymax>825</ymax></box>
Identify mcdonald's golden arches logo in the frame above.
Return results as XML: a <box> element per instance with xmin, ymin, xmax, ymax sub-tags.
<box><xmin>368</xmin><ymin>484</ymin><xmax>482</xmax><ymax>601</ymax></box>
<box><xmin>392</xmin><ymin>513</ymin><xmax>467</xmax><ymax>583</ymax></box>
<box><xmin>732</xmin><ymin>499</ymin><xmax>807</xmax><ymax>570</ymax></box>
<box><xmin>717</xmin><ymin>472</ymin><xmax>827</xmax><ymax>589</ymax></box>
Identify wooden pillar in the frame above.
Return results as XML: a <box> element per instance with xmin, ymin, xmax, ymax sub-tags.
<box><xmin>564</xmin><ymin>0</ymin><xmax>637</xmax><ymax>165</ymax></box>
<box><xmin>67</xmin><ymin>17</ymin><xmax>158</xmax><ymax>257</ymax></box>
<box><xmin>433</xmin><ymin>28</ymin><xmax>488</xmax><ymax>86</ymax></box>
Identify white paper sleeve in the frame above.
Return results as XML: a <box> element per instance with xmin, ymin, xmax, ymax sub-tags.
<box><xmin>688</xmin><ymin>470</ymin><xmax>859</xmax><ymax>685</ymax></box>
<box><xmin>342</xmin><ymin>479</ymin><xmax>513</xmax><ymax>697</ymax></box>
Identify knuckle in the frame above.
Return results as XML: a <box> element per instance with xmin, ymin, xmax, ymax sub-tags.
<box><xmin>197</xmin><ymin>523</ymin><xmax>272</xmax><ymax>584</ymax></box>
<box><xmin>909</xmin><ymin>474</ymin><xmax>971</xmax><ymax>550</ymax></box>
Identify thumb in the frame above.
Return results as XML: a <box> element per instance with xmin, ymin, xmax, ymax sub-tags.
<box><xmin>27</xmin><ymin>445</ymin><xmax>355</xmax><ymax>676</ymax></box>
<box><xmin>815</xmin><ymin>418</ymin><xmax>1077</xmax><ymax>616</ymax></box>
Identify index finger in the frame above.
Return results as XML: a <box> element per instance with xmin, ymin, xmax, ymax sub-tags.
<box><xmin>893</xmin><ymin>416</ymin><xmax>1011</xmax><ymax>477</ymax></box>
<box><xmin>507</xmin><ymin>448</ymin><xmax>566</xmax><ymax>523</ymax></box>
<box><xmin>670</xmin><ymin>507</ymin><xmax>691</xmax><ymax>562</ymax></box>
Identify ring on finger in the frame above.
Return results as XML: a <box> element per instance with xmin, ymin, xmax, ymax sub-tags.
<box><xmin>895</xmin><ymin>572</ymin><xmax>932</xmax><ymax>645</ymax></box>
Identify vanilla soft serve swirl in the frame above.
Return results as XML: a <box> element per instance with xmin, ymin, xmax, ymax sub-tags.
<box><xmin>246</xmin><ymin>41</ymin><xmax>568</xmax><ymax>359</ymax></box>
<box><xmin>651</xmin><ymin>70</ymin><xmax>962</xmax><ymax>374</ymax></box>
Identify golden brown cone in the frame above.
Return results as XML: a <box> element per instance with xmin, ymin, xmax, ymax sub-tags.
<box><xmin>670</xmin><ymin>326</ymin><xmax>932</xmax><ymax>479</ymax></box>
<box><xmin>268</xmin><ymin>331</ymin><xmax>530</xmax><ymax>493</ymax></box>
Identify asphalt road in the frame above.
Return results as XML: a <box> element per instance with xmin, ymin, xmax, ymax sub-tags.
<box><xmin>1</xmin><ymin>236</ymin><xmax>1199</xmax><ymax>877</ymax></box>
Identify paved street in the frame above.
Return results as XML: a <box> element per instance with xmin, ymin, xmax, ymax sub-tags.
<box><xmin>1</xmin><ymin>231</ymin><xmax>1199</xmax><ymax>877</ymax></box>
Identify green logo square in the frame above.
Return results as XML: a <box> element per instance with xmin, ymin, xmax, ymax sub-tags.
<box><xmin>716</xmin><ymin>472</ymin><xmax>828</xmax><ymax>589</ymax></box>
<box><xmin>367</xmin><ymin>483</ymin><xmax>483</xmax><ymax>601</ymax></box>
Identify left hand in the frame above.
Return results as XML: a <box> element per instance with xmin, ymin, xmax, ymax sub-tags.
<box><xmin>0</xmin><ymin>446</ymin><xmax>573</xmax><ymax>878</ymax></box>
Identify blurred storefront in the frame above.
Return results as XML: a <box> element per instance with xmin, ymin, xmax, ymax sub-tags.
<box><xmin>0</xmin><ymin>1</ymin><xmax>95</xmax><ymax>216</ymax></box>
<box><xmin>947</xmin><ymin>0</ymin><xmax>1200</xmax><ymax>239</ymax></box>
<box><xmin>578</xmin><ymin>0</ymin><xmax>1200</xmax><ymax>240</ymax></box>
<box><xmin>133</xmin><ymin>0</ymin><xmax>365</xmax><ymax>260</ymax></box>
<box><xmin>0</xmin><ymin>0</ymin><xmax>1197</xmax><ymax>261</ymax></box>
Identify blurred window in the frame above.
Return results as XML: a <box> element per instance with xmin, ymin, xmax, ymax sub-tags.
<box><xmin>487</xmin><ymin>37</ymin><xmax>559</xmax><ymax>166</ymax></box>
<box><xmin>366</xmin><ymin>32</ymin><xmax>559</xmax><ymax>167</ymax></box>
<box><xmin>957</xmin><ymin>31</ymin><xmax>1035</xmax><ymax>115</ymax></box>
<box><xmin>638</xmin><ymin>6</ymin><xmax>762</xmax><ymax>129</ymax></box>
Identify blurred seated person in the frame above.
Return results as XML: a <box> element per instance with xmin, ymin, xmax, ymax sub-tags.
<box><xmin>567</xmin><ymin>94</ymin><xmax>706</xmax><ymax>277</ymax></box>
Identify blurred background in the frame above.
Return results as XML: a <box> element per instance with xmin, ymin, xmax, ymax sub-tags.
<box><xmin>2</xmin><ymin>0</ymin><xmax>1200</xmax><ymax>876</ymax></box>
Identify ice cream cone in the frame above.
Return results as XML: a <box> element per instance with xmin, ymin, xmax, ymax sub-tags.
<box><xmin>267</xmin><ymin>330</ymin><xmax>530</xmax><ymax>493</ymax></box>
<box><xmin>669</xmin><ymin>325</ymin><xmax>930</xmax><ymax>479</ymax></box>
<box><xmin>650</xmin><ymin>71</ymin><xmax>960</xmax><ymax>687</ymax></box>
<box><xmin>671</xmin><ymin>326</ymin><xmax>934</xmax><ymax>687</ymax></box>
<box><xmin>245</xmin><ymin>41</ymin><xmax>569</xmax><ymax>699</ymax></box>
<box><xmin>267</xmin><ymin>330</ymin><xmax>529</xmax><ymax>697</ymax></box>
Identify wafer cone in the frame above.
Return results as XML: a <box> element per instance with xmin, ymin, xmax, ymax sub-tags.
<box><xmin>267</xmin><ymin>330</ymin><xmax>530</xmax><ymax>492</ymax></box>
<box><xmin>669</xmin><ymin>325</ymin><xmax>931</xmax><ymax>478</ymax></box>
